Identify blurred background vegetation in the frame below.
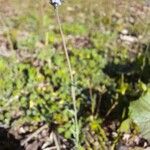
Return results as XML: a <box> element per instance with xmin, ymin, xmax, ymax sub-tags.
<box><xmin>0</xmin><ymin>0</ymin><xmax>150</xmax><ymax>149</ymax></box>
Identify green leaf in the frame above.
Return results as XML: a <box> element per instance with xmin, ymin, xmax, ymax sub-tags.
<box><xmin>129</xmin><ymin>89</ymin><xmax>150</xmax><ymax>141</ymax></box>
<box><xmin>119</xmin><ymin>119</ymin><xmax>131</xmax><ymax>133</ymax></box>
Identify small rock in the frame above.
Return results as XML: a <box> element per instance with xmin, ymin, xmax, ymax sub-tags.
<box><xmin>121</xmin><ymin>29</ymin><xmax>129</xmax><ymax>35</ymax></box>
<box><xmin>116</xmin><ymin>143</ymin><xmax>128</xmax><ymax>150</ymax></box>
<box><xmin>120</xmin><ymin>35</ymin><xmax>138</xmax><ymax>43</ymax></box>
<box><xmin>19</xmin><ymin>127</ymin><xmax>26</xmax><ymax>134</ymax></box>
<box><xmin>122</xmin><ymin>133</ymin><xmax>130</xmax><ymax>142</ymax></box>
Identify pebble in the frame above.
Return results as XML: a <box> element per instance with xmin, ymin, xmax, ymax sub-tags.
<box><xmin>121</xmin><ymin>29</ymin><xmax>129</xmax><ymax>35</ymax></box>
<box><xmin>120</xmin><ymin>34</ymin><xmax>138</xmax><ymax>43</ymax></box>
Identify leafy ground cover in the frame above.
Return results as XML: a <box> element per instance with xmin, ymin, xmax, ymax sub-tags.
<box><xmin>0</xmin><ymin>0</ymin><xmax>150</xmax><ymax>149</ymax></box>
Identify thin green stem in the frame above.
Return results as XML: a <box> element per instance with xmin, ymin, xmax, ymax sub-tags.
<box><xmin>54</xmin><ymin>7</ymin><xmax>79</xmax><ymax>148</ymax></box>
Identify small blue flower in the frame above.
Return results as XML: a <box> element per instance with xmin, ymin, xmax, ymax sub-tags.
<box><xmin>50</xmin><ymin>0</ymin><xmax>62</xmax><ymax>7</ymax></box>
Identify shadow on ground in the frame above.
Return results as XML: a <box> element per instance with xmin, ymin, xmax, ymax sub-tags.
<box><xmin>0</xmin><ymin>127</ymin><xmax>24</xmax><ymax>150</ymax></box>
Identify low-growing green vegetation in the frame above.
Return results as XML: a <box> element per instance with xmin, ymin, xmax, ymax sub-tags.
<box><xmin>0</xmin><ymin>0</ymin><xmax>150</xmax><ymax>149</ymax></box>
